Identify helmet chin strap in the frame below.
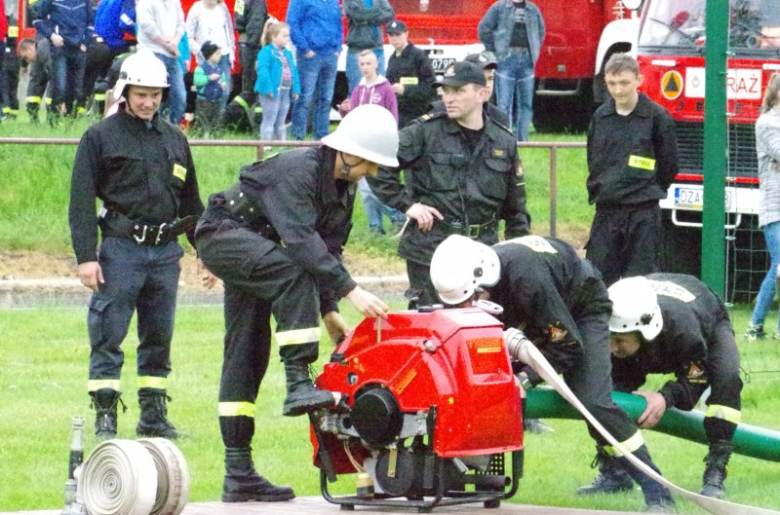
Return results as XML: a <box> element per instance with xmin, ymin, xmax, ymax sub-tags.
<box><xmin>339</xmin><ymin>152</ymin><xmax>365</xmax><ymax>180</ymax></box>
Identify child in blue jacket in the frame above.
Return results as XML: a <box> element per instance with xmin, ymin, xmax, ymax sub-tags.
<box><xmin>193</xmin><ymin>41</ymin><xmax>227</xmax><ymax>138</ymax></box>
<box><xmin>254</xmin><ymin>19</ymin><xmax>300</xmax><ymax>141</ymax></box>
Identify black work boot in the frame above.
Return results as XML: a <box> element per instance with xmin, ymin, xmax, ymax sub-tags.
<box><xmin>222</xmin><ymin>447</ymin><xmax>295</xmax><ymax>502</ymax></box>
<box><xmin>621</xmin><ymin>446</ymin><xmax>675</xmax><ymax>513</ymax></box>
<box><xmin>136</xmin><ymin>388</ymin><xmax>180</xmax><ymax>439</ymax></box>
<box><xmin>282</xmin><ymin>361</ymin><xmax>335</xmax><ymax>417</ymax></box>
<box><xmin>89</xmin><ymin>388</ymin><xmax>123</xmax><ymax>440</ymax></box>
<box><xmin>577</xmin><ymin>447</ymin><xmax>634</xmax><ymax>495</ymax></box>
<box><xmin>700</xmin><ymin>441</ymin><xmax>732</xmax><ymax>498</ymax></box>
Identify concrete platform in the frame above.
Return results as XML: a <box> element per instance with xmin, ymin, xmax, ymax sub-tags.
<box><xmin>3</xmin><ymin>496</ymin><xmax>646</xmax><ymax>515</ymax></box>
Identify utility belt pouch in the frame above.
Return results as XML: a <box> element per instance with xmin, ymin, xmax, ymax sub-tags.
<box><xmin>222</xmin><ymin>183</ymin><xmax>279</xmax><ymax>241</ymax></box>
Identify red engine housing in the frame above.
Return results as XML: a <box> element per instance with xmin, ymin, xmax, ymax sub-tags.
<box><xmin>312</xmin><ymin>308</ymin><xmax>523</xmax><ymax>474</ymax></box>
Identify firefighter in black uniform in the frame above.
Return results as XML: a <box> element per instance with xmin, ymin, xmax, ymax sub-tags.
<box><xmin>18</xmin><ymin>37</ymin><xmax>52</xmax><ymax>123</ymax></box>
<box><xmin>428</xmin><ymin>52</ymin><xmax>509</xmax><ymax>127</ymax></box>
<box><xmin>2</xmin><ymin>3</ymin><xmax>20</xmax><ymax>119</ymax></box>
<box><xmin>371</xmin><ymin>60</ymin><xmax>529</xmax><ymax>308</ymax></box>
<box><xmin>69</xmin><ymin>50</ymin><xmax>215</xmax><ymax>440</ymax></box>
<box><xmin>585</xmin><ymin>53</ymin><xmax>678</xmax><ymax>286</ymax></box>
<box><xmin>603</xmin><ymin>273</ymin><xmax>742</xmax><ymax>499</ymax></box>
<box><xmin>195</xmin><ymin>104</ymin><xmax>398</xmax><ymax>503</ymax></box>
<box><xmin>225</xmin><ymin>0</ymin><xmax>267</xmax><ymax>130</ymax></box>
<box><xmin>384</xmin><ymin>19</ymin><xmax>437</xmax><ymax>128</ymax></box>
<box><xmin>430</xmin><ymin>234</ymin><xmax>675</xmax><ymax>513</ymax></box>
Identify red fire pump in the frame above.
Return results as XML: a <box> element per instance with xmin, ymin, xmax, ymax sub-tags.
<box><xmin>309</xmin><ymin>307</ymin><xmax>524</xmax><ymax>512</ymax></box>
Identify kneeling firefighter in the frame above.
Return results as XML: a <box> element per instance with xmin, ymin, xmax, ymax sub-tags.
<box><xmin>429</xmin><ymin>235</ymin><xmax>675</xmax><ymax>513</ymax></box>
<box><xmin>603</xmin><ymin>274</ymin><xmax>742</xmax><ymax>499</ymax></box>
<box><xmin>195</xmin><ymin>103</ymin><xmax>398</xmax><ymax>502</ymax></box>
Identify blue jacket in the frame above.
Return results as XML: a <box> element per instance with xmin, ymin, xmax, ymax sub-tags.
<box><xmin>254</xmin><ymin>44</ymin><xmax>301</xmax><ymax>98</ymax></box>
<box><xmin>194</xmin><ymin>61</ymin><xmax>226</xmax><ymax>101</ymax></box>
<box><xmin>94</xmin><ymin>0</ymin><xmax>135</xmax><ymax>51</ymax></box>
<box><xmin>478</xmin><ymin>0</ymin><xmax>545</xmax><ymax>65</ymax></box>
<box><xmin>33</xmin><ymin>0</ymin><xmax>93</xmax><ymax>48</ymax></box>
<box><xmin>286</xmin><ymin>0</ymin><xmax>342</xmax><ymax>54</ymax></box>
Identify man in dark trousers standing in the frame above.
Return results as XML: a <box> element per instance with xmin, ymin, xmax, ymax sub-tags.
<box><xmin>371</xmin><ymin>60</ymin><xmax>529</xmax><ymax>308</ymax></box>
<box><xmin>603</xmin><ymin>274</ymin><xmax>742</xmax><ymax>499</ymax></box>
<box><xmin>69</xmin><ymin>50</ymin><xmax>215</xmax><ymax>440</ymax></box>
<box><xmin>195</xmin><ymin>104</ymin><xmax>397</xmax><ymax>503</ymax></box>
<box><xmin>585</xmin><ymin>53</ymin><xmax>678</xmax><ymax>286</ymax></box>
<box><xmin>384</xmin><ymin>19</ymin><xmax>436</xmax><ymax>128</ymax></box>
<box><xmin>33</xmin><ymin>0</ymin><xmax>94</xmax><ymax>117</ymax></box>
<box><xmin>429</xmin><ymin>234</ymin><xmax>676</xmax><ymax>513</ymax></box>
<box><xmin>228</xmin><ymin>0</ymin><xmax>266</xmax><ymax>127</ymax></box>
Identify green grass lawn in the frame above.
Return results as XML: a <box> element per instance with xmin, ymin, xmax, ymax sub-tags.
<box><xmin>1</xmin><ymin>302</ymin><xmax>779</xmax><ymax>513</ymax></box>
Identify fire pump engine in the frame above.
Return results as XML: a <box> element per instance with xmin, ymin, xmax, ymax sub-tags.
<box><xmin>309</xmin><ymin>307</ymin><xmax>524</xmax><ymax>512</ymax></box>
<box><xmin>636</xmin><ymin>0</ymin><xmax>780</xmax><ymax>298</ymax></box>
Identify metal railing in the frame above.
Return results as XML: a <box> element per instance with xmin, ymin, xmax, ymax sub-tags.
<box><xmin>0</xmin><ymin>137</ymin><xmax>586</xmax><ymax>237</ymax></box>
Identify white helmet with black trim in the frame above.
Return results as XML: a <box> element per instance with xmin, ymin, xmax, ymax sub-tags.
<box><xmin>113</xmin><ymin>49</ymin><xmax>169</xmax><ymax>101</ymax></box>
<box><xmin>608</xmin><ymin>276</ymin><xmax>663</xmax><ymax>340</ymax></box>
<box><xmin>321</xmin><ymin>104</ymin><xmax>400</xmax><ymax>167</ymax></box>
<box><xmin>430</xmin><ymin>235</ymin><xmax>501</xmax><ymax>305</ymax></box>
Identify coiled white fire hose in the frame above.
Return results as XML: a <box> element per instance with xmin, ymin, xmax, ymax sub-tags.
<box><xmin>505</xmin><ymin>328</ymin><xmax>780</xmax><ymax>515</ymax></box>
<box><xmin>76</xmin><ymin>439</ymin><xmax>190</xmax><ymax>515</ymax></box>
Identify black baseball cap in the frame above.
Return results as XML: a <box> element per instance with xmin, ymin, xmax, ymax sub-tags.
<box><xmin>432</xmin><ymin>61</ymin><xmax>488</xmax><ymax>88</ymax></box>
<box><xmin>386</xmin><ymin>20</ymin><xmax>408</xmax><ymax>35</ymax></box>
<box><xmin>465</xmin><ymin>53</ymin><xmax>497</xmax><ymax>71</ymax></box>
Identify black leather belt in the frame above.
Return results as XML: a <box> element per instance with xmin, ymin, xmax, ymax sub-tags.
<box><xmin>99</xmin><ymin>210</ymin><xmax>198</xmax><ymax>246</ymax></box>
<box><xmin>438</xmin><ymin>217</ymin><xmax>497</xmax><ymax>239</ymax></box>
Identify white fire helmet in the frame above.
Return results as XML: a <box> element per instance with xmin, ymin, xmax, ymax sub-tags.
<box><xmin>321</xmin><ymin>104</ymin><xmax>400</xmax><ymax>167</ymax></box>
<box><xmin>430</xmin><ymin>235</ymin><xmax>501</xmax><ymax>305</ymax></box>
<box><xmin>113</xmin><ymin>49</ymin><xmax>170</xmax><ymax>101</ymax></box>
<box><xmin>607</xmin><ymin>276</ymin><xmax>664</xmax><ymax>341</ymax></box>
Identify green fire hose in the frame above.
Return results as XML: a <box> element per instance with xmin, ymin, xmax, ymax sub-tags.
<box><xmin>525</xmin><ymin>389</ymin><xmax>780</xmax><ymax>462</ymax></box>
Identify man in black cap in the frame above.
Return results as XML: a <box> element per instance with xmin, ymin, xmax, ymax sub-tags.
<box><xmin>370</xmin><ymin>59</ymin><xmax>530</xmax><ymax>308</ymax></box>
<box><xmin>385</xmin><ymin>19</ymin><xmax>437</xmax><ymax>127</ymax></box>
<box><xmin>428</xmin><ymin>53</ymin><xmax>508</xmax><ymax>127</ymax></box>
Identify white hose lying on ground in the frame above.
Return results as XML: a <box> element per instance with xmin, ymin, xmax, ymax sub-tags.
<box><xmin>77</xmin><ymin>439</ymin><xmax>190</xmax><ymax>515</ymax></box>
<box><xmin>513</xmin><ymin>336</ymin><xmax>780</xmax><ymax>515</ymax></box>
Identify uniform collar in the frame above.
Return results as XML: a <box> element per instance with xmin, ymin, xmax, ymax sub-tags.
<box><xmin>118</xmin><ymin>107</ymin><xmax>165</xmax><ymax>133</ymax></box>
<box><xmin>599</xmin><ymin>92</ymin><xmax>653</xmax><ymax>119</ymax></box>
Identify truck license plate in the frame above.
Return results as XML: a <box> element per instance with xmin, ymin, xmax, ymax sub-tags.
<box><xmin>673</xmin><ymin>187</ymin><xmax>731</xmax><ymax>210</ymax></box>
<box><xmin>430</xmin><ymin>57</ymin><xmax>456</xmax><ymax>72</ymax></box>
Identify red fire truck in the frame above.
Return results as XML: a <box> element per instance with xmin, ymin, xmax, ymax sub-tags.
<box><xmin>636</xmin><ymin>0</ymin><xmax>780</xmax><ymax>298</ymax></box>
<box><xmin>16</xmin><ymin>0</ymin><xmax>645</xmax><ymax>129</ymax></box>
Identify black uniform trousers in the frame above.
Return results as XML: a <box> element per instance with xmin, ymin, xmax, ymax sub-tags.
<box><xmin>87</xmin><ymin>236</ymin><xmax>182</xmax><ymax>391</ymax></box>
<box><xmin>566</xmin><ymin>301</ymin><xmax>642</xmax><ymax>451</ymax></box>
<box><xmin>2</xmin><ymin>44</ymin><xmax>19</xmax><ymax>116</ymax></box>
<box><xmin>239</xmin><ymin>43</ymin><xmax>259</xmax><ymax>106</ymax></box>
<box><xmin>698</xmin><ymin>320</ymin><xmax>743</xmax><ymax>443</ymax></box>
<box><xmin>195</xmin><ymin>213</ymin><xmax>322</xmax><ymax>448</ymax></box>
<box><xmin>586</xmin><ymin>203</ymin><xmax>661</xmax><ymax>287</ymax></box>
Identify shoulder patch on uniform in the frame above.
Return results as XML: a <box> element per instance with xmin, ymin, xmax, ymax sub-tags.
<box><xmin>648</xmin><ymin>280</ymin><xmax>696</xmax><ymax>303</ymax></box>
<box><xmin>414</xmin><ymin>111</ymin><xmax>447</xmax><ymax>124</ymax></box>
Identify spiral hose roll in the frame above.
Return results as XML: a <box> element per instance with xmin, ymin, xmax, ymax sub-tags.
<box><xmin>77</xmin><ymin>440</ymin><xmax>158</xmax><ymax>515</ymax></box>
<box><xmin>138</xmin><ymin>438</ymin><xmax>190</xmax><ymax>515</ymax></box>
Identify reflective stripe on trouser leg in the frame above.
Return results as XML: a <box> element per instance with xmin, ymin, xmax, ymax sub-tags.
<box><xmin>703</xmin><ymin>318</ymin><xmax>743</xmax><ymax>442</ymax></box>
<box><xmin>218</xmin><ymin>287</ymin><xmax>273</xmax><ymax>448</ymax></box>
<box><xmin>88</xmin><ymin>379</ymin><xmax>122</xmax><ymax>392</ymax></box>
<box><xmin>138</xmin><ymin>376</ymin><xmax>167</xmax><ymax>390</ymax></box>
<box><xmin>603</xmin><ymin>430</ymin><xmax>645</xmax><ymax>457</ymax></box>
